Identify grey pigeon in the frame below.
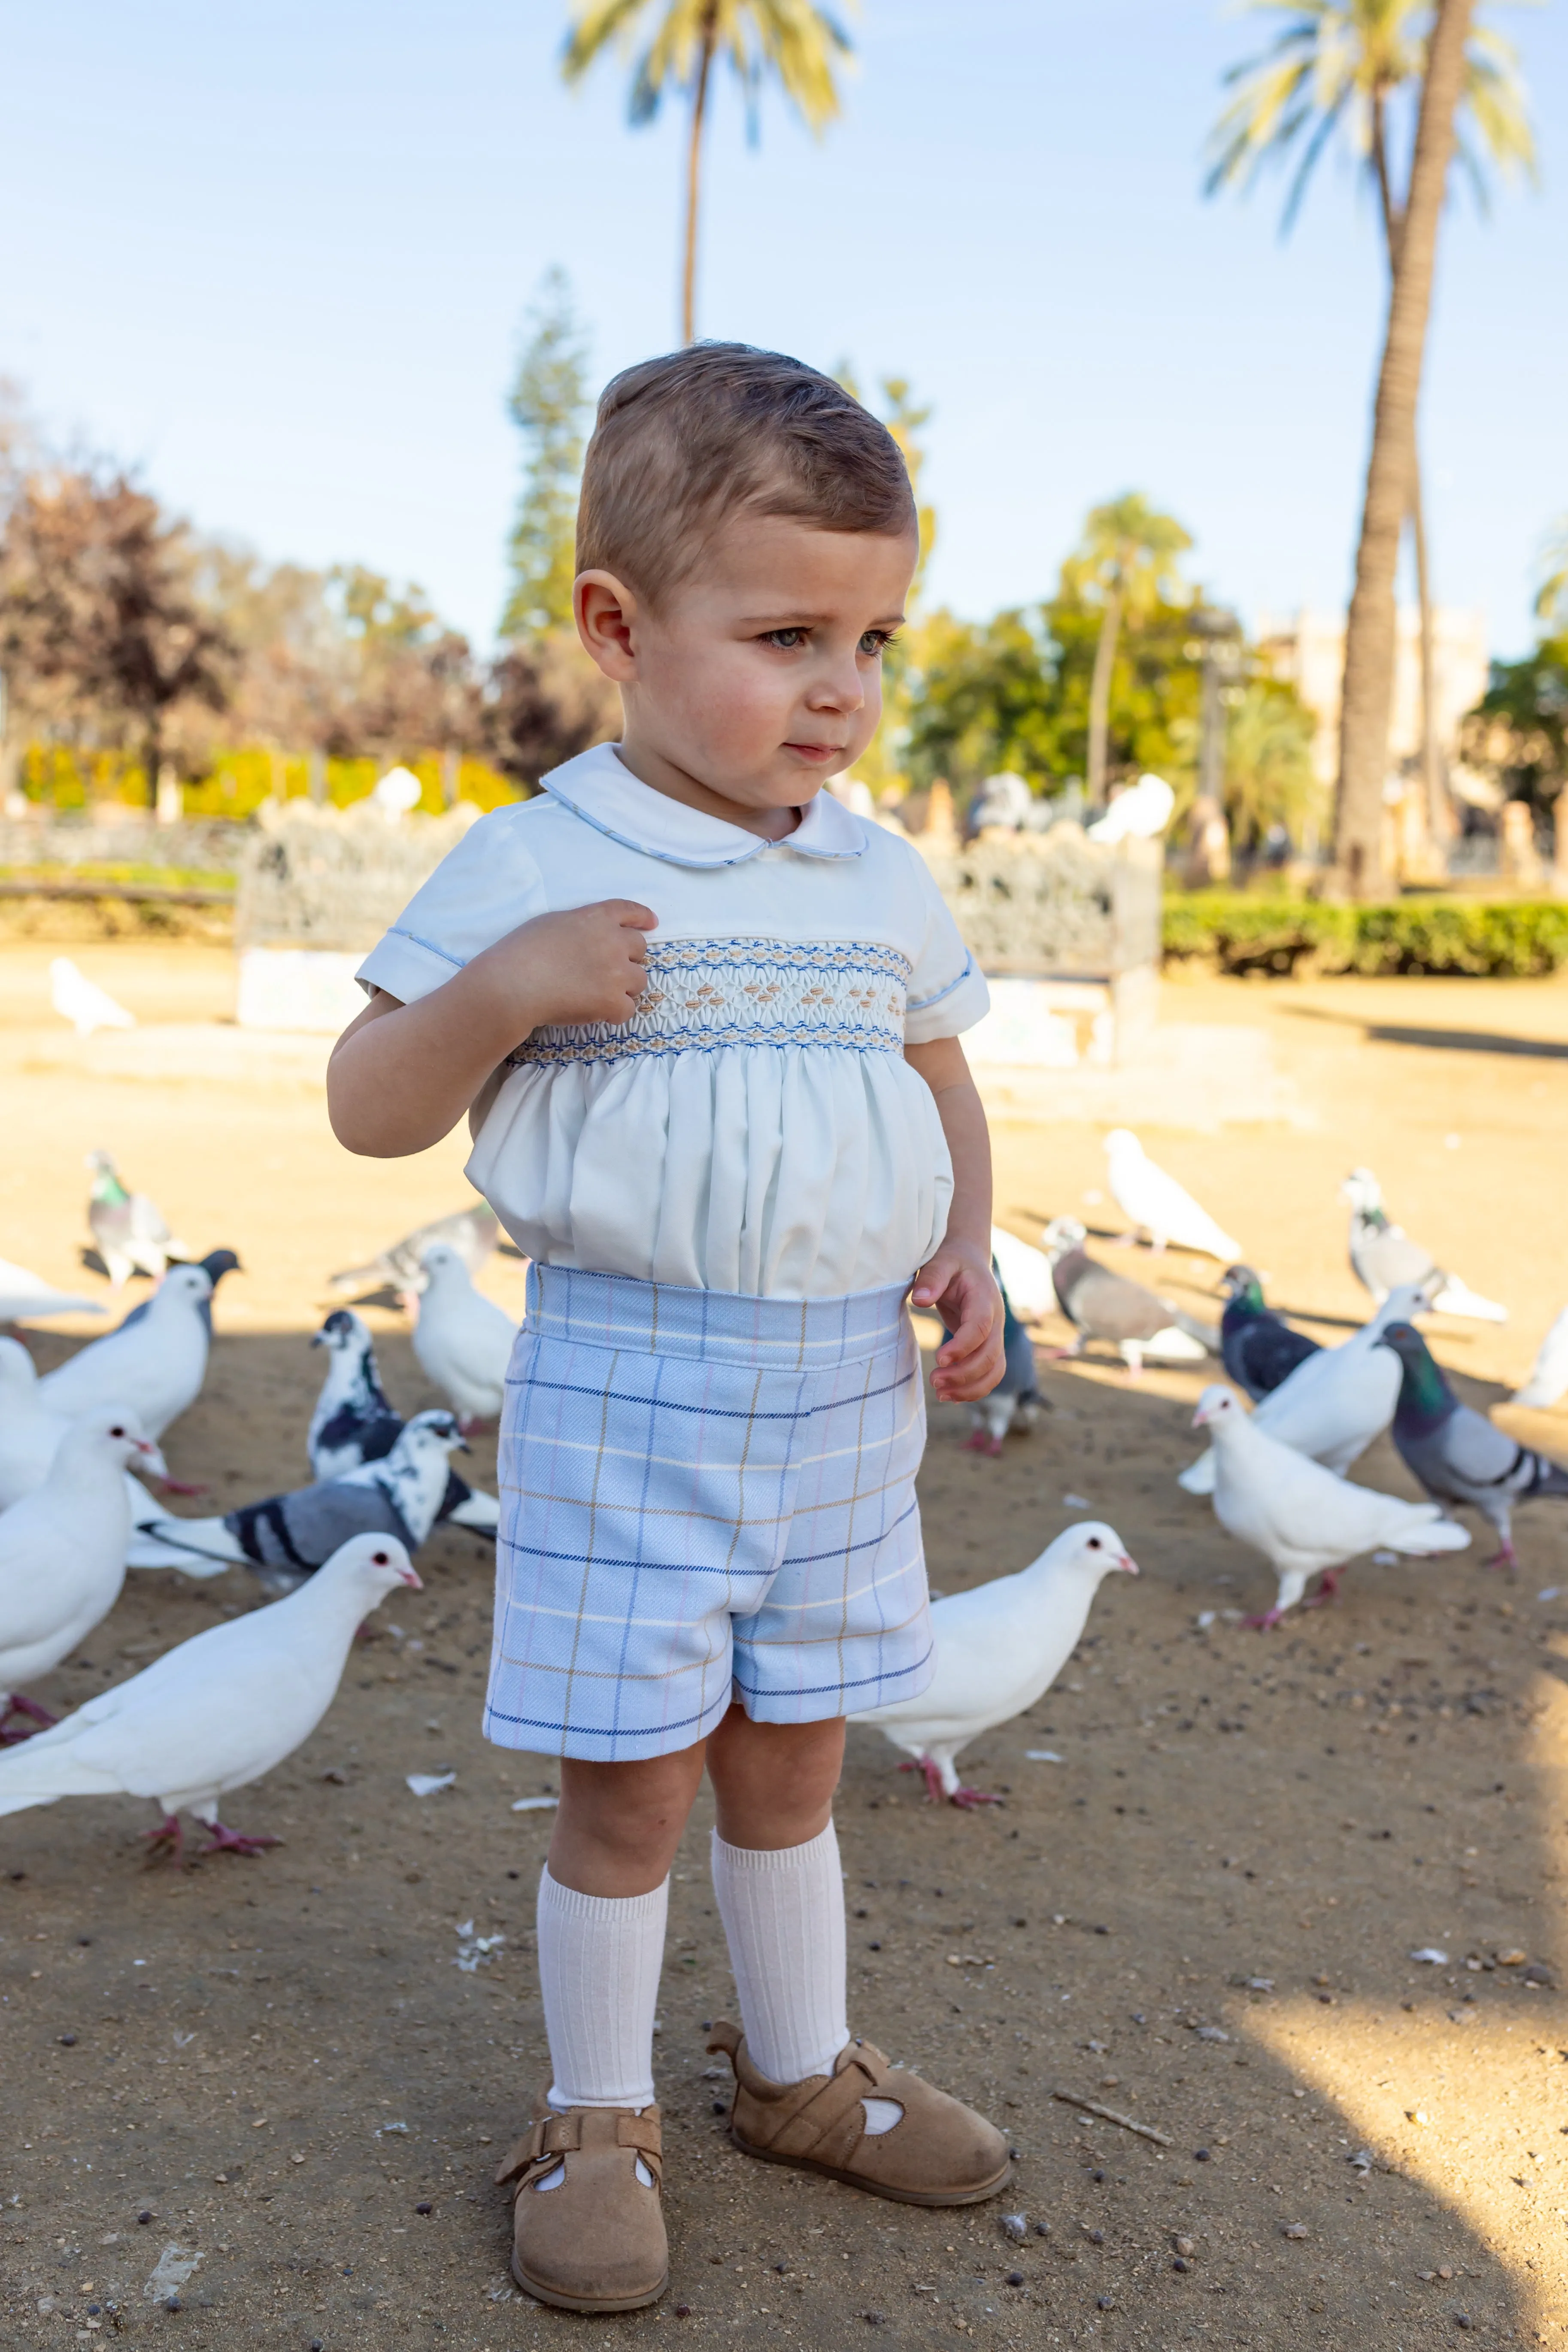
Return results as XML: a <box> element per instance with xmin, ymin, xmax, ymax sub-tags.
<box><xmin>1219</xmin><ymin>1266</ymin><xmax>1321</xmax><ymax>1401</ymax></box>
<box><xmin>1343</xmin><ymin>1169</ymin><xmax>1506</xmax><ymax>1321</ymax></box>
<box><xmin>309</xmin><ymin>1310</ymin><xmax>499</xmax><ymax>1534</ymax></box>
<box><xmin>328</xmin><ymin>1204</ymin><xmax>499</xmax><ymax>1298</ymax></box>
<box><xmin>125</xmin><ymin>1409</ymin><xmax>467</xmax><ymax>1593</ymax></box>
<box><xmin>1380</xmin><ymin>1321</ymin><xmax>1568</xmax><ymax>1568</ymax></box>
<box><xmin>1043</xmin><ymin>1218</ymin><xmax>1209</xmax><ymax>1376</ymax></box>
<box><xmin>121</xmin><ymin>1249</ymin><xmax>241</xmax><ymax>1337</ymax></box>
<box><xmin>85</xmin><ymin>1149</ymin><xmax>189</xmax><ymax>1288</ymax></box>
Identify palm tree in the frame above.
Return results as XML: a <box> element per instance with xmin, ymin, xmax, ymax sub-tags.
<box><xmin>1206</xmin><ymin>0</ymin><xmax>1535</xmax><ymax>887</ymax></box>
<box><xmin>561</xmin><ymin>0</ymin><xmax>854</xmax><ymax>344</ymax></box>
<box><xmin>1062</xmin><ymin>494</ymin><xmax>1192</xmax><ymax>808</ymax></box>
<box><xmin>1535</xmin><ymin>521</ymin><xmax>1568</xmax><ymax>635</ymax></box>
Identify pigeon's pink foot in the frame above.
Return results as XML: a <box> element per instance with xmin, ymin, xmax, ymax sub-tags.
<box><xmin>0</xmin><ymin>1693</ymin><xmax>57</xmax><ymax>1742</ymax></box>
<box><xmin>1484</xmin><ymin>1541</ymin><xmax>1518</xmax><ymax>1571</ymax></box>
<box><xmin>950</xmin><ymin>1785</ymin><xmax>1004</xmax><ymax>1810</ymax></box>
<box><xmin>1302</xmin><ymin>1569</ymin><xmax>1343</xmax><ymax>1611</ymax></box>
<box><xmin>1242</xmin><ymin>1607</ymin><xmax>1286</xmax><ymax>1631</ymax></box>
<box><xmin>898</xmin><ymin>1757</ymin><xmax>950</xmax><ymax>1806</ymax></box>
<box><xmin>961</xmin><ymin>1428</ymin><xmax>989</xmax><ymax>1453</ymax></box>
<box><xmin>157</xmin><ymin>1476</ymin><xmax>208</xmax><ymax>1498</ymax></box>
<box><xmin>201</xmin><ymin>1822</ymin><xmax>281</xmax><ymax>1858</ymax></box>
<box><xmin>1043</xmin><ymin>1344</ymin><xmax>1083</xmax><ymax>1362</ymax></box>
<box><xmin>457</xmin><ymin>1415</ymin><xmax>491</xmax><ymax>1439</ymax></box>
<box><xmin>985</xmin><ymin>1435</ymin><xmax>1005</xmax><ymax>1458</ymax></box>
<box><xmin>142</xmin><ymin>1813</ymin><xmax>184</xmax><ymax>1867</ymax></box>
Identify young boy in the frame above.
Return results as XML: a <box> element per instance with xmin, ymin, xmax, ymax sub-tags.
<box><xmin>328</xmin><ymin>343</ymin><xmax>1010</xmax><ymax>2314</ymax></box>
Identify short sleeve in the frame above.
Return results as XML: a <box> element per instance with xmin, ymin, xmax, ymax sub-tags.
<box><xmin>354</xmin><ymin>809</ymin><xmax>550</xmax><ymax>1006</ymax></box>
<box><xmin>903</xmin><ymin>854</ymin><xmax>990</xmax><ymax>1043</ymax></box>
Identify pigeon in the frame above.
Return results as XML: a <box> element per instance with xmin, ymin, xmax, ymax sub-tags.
<box><xmin>0</xmin><ymin>1256</ymin><xmax>104</xmax><ymax>1323</ymax></box>
<box><xmin>0</xmin><ymin>1337</ymin><xmax>198</xmax><ymax>1525</ymax></box>
<box><xmin>849</xmin><ymin>1522</ymin><xmax>1138</xmax><ymax>1805</ymax></box>
<box><xmin>1218</xmin><ymin>1267</ymin><xmax>1322</xmax><ymax>1400</ymax></box>
<box><xmin>1103</xmin><ymin>1130</ymin><xmax>1242</xmax><ymax>1261</ymax></box>
<box><xmin>328</xmin><ymin>1203</ymin><xmax>500</xmax><ymax>1298</ymax></box>
<box><xmin>85</xmin><ymin>1149</ymin><xmax>189</xmax><ymax>1287</ymax></box>
<box><xmin>1515</xmin><ymin>1307</ymin><xmax>1568</xmax><ymax>1411</ymax></box>
<box><xmin>989</xmin><ymin>1225</ymin><xmax>1056</xmax><ymax>1323</ymax></box>
<box><xmin>1043</xmin><ymin>1217</ymin><xmax>1210</xmax><ymax>1376</ymax></box>
<box><xmin>308</xmin><ymin>1309</ymin><xmax>499</xmax><ymax>1534</ymax></box>
<box><xmin>1379</xmin><ymin>1321</ymin><xmax>1568</xmax><ymax>1570</ymax></box>
<box><xmin>952</xmin><ymin>1278</ymin><xmax>1048</xmax><ymax>1455</ymax></box>
<box><xmin>125</xmin><ymin>1409</ymin><xmax>467</xmax><ymax>1591</ymax></box>
<box><xmin>409</xmin><ymin>1242</ymin><xmax>519</xmax><ymax>1428</ymax></box>
<box><xmin>1343</xmin><ymin>1169</ymin><xmax>1506</xmax><ymax>1322</ymax></box>
<box><xmin>49</xmin><ymin>956</ymin><xmax>135</xmax><ymax>1037</ymax></box>
<box><xmin>120</xmin><ymin>1248</ymin><xmax>241</xmax><ymax>1337</ymax></box>
<box><xmin>39</xmin><ymin>1263</ymin><xmax>213</xmax><ymax>1439</ymax></box>
<box><xmin>1179</xmin><ymin>1280</ymin><xmax>1433</xmax><ymax>1498</ymax></box>
<box><xmin>0</xmin><ymin>1407</ymin><xmax>167</xmax><ymax>1740</ymax></box>
<box><xmin>0</xmin><ymin>1532</ymin><xmax>422</xmax><ymax>1860</ymax></box>
<box><xmin>1192</xmin><ymin>1382</ymin><xmax>1470</xmax><ymax>1628</ymax></box>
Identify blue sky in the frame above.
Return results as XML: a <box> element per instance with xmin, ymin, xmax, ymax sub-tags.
<box><xmin>0</xmin><ymin>2</ymin><xmax>1561</xmax><ymax>661</ymax></box>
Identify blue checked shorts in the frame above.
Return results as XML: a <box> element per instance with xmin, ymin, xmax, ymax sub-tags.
<box><xmin>483</xmin><ymin>1264</ymin><xmax>935</xmax><ymax>1761</ymax></box>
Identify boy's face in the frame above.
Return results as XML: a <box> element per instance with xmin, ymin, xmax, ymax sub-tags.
<box><xmin>576</xmin><ymin>511</ymin><xmax>917</xmax><ymax>829</ymax></box>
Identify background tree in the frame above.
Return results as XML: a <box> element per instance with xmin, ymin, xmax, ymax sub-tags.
<box><xmin>1061</xmin><ymin>494</ymin><xmax>1192</xmax><ymax>809</ymax></box>
<box><xmin>1535</xmin><ymin>518</ymin><xmax>1568</xmax><ymax>635</ymax></box>
<box><xmin>1206</xmin><ymin>0</ymin><xmax>1535</xmax><ymax>855</ymax></box>
<box><xmin>829</xmin><ymin>367</ymin><xmax>935</xmax><ymax>802</ymax></box>
<box><xmin>501</xmin><ymin>268</ymin><xmax>591</xmax><ymax>640</ymax></box>
<box><xmin>1333</xmin><ymin>0</ymin><xmax>1479</xmax><ymax>894</ymax></box>
<box><xmin>1222</xmin><ymin>675</ymin><xmax>1322</xmax><ymax>851</ymax></box>
<box><xmin>561</xmin><ymin>0</ymin><xmax>854</xmax><ymax>342</ymax></box>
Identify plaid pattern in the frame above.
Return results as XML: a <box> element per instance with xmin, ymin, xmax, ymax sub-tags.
<box><xmin>485</xmin><ymin>1265</ymin><xmax>934</xmax><ymax>1761</ymax></box>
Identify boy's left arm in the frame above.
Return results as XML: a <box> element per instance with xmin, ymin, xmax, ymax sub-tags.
<box><xmin>904</xmin><ymin>1036</ymin><xmax>1006</xmax><ymax>1403</ymax></box>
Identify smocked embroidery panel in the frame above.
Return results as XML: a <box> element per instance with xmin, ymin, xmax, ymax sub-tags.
<box><xmin>509</xmin><ymin>937</ymin><xmax>911</xmax><ymax>1067</ymax></box>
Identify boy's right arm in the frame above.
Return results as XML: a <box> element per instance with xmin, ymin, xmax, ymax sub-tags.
<box><xmin>328</xmin><ymin>898</ymin><xmax>655</xmax><ymax>1158</ymax></box>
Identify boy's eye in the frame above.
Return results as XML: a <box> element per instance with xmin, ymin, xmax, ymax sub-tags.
<box><xmin>859</xmin><ymin>628</ymin><xmax>898</xmax><ymax>658</ymax></box>
<box><xmin>761</xmin><ymin>627</ymin><xmax>807</xmax><ymax>650</ymax></box>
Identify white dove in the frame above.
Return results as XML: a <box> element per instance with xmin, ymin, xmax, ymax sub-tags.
<box><xmin>849</xmin><ymin>1522</ymin><xmax>1137</xmax><ymax>1806</ymax></box>
<box><xmin>0</xmin><ymin>1256</ymin><xmax>104</xmax><ymax>1324</ymax></box>
<box><xmin>1178</xmin><ymin>1279</ymin><xmax>1435</xmax><ymax>1497</ymax></box>
<box><xmin>1513</xmin><ymin>1306</ymin><xmax>1568</xmax><ymax>1411</ymax></box>
<box><xmin>409</xmin><ymin>1241</ymin><xmax>519</xmax><ymax>1428</ymax></box>
<box><xmin>39</xmin><ymin>1263</ymin><xmax>213</xmax><ymax>1439</ymax></box>
<box><xmin>49</xmin><ymin>956</ymin><xmax>136</xmax><ymax>1037</ymax></box>
<box><xmin>988</xmin><ymin>1226</ymin><xmax>1056</xmax><ymax>1323</ymax></box>
<box><xmin>1103</xmin><ymin>1130</ymin><xmax>1241</xmax><ymax>1261</ymax></box>
<box><xmin>1193</xmin><ymin>1382</ymin><xmax>1470</xmax><ymax>1628</ymax></box>
<box><xmin>0</xmin><ymin>1532</ymin><xmax>421</xmax><ymax>1860</ymax></box>
<box><xmin>0</xmin><ymin>1406</ymin><xmax>166</xmax><ymax>1740</ymax></box>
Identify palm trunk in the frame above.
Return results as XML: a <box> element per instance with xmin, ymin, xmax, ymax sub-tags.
<box><xmin>1335</xmin><ymin>0</ymin><xmax>1474</xmax><ymax>897</ymax></box>
<box><xmin>681</xmin><ymin>6</ymin><xmax>719</xmax><ymax>345</ymax></box>
<box><xmin>1086</xmin><ymin>588</ymin><xmax>1122</xmax><ymax>810</ymax></box>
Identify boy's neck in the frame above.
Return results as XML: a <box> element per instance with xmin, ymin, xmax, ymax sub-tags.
<box><xmin>610</xmin><ymin>738</ymin><xmax>804</xmax><ymax>843</ymax></box>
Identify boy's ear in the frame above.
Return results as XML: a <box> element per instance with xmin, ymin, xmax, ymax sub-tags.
<box><xmin>575</xmin><ymin>570</ymin><xmax>640</xmax><ymax>682</ymax></box>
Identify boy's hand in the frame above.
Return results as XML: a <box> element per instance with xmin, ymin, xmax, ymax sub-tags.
<box><xmin>912</xmin><ymin>1237</ymin><xmax>1005</xmax><ymax>1403</ymax></box>
<box><xmin>472</xmin><ymin>899</ymin><xmax>657</xmax><ymax>1033</ymax></box>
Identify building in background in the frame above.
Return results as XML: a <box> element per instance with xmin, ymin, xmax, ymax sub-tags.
<box><xmin>1257</xmin><ymin>607</ymin><xmax>1489</xmax><ymax>788</ymax></box>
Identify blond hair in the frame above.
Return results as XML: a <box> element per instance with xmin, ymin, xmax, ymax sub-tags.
<box><xmin>576</xmin><ymin>342</ymin><xmax>916</xmax><ymax>600</ymax></box>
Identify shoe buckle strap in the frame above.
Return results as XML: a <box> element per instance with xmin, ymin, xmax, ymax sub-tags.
<box><xmin>493</xmin><ymin>2112</ymin><xmax>580</xmax><ymax>2187</ymax></box>
<box><xmin>769</xmin><ymin>2064</ymin><xmax>878</xmax><ymax>2162</ymax></box>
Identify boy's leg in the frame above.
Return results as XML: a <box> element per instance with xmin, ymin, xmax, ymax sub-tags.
<box><xmin>706</xmin><ymin>1708</ymin><xmax>848</xmax><ymax>2085</ymax></box>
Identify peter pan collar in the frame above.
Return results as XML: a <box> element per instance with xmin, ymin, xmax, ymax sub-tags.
<box><xmin>540</xmin><ymin>743</ymin><xmax>867</xmax><ymax>867</ymax></box>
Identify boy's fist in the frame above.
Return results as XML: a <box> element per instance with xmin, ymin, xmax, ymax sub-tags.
<box><xmin>474</xmin><ymin>900</ymin><xmax>657</xmax><ymax>1033</ymax></box>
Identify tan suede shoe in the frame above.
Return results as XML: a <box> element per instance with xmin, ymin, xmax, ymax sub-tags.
<box><xmin>494</xmin><ymin>2095</ymin><xmax>668</xmax><ymax>2313</ymax></box>
<box><xmin>707</xmin><ymin>2022</ymin><xmax>1011</xmax><ymax>2207</ymax></box>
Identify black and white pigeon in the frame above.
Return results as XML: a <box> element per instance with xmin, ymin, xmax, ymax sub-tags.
<box><xmin>1043</xmin><ymin>1217</ymin><xmax>1210</xmax><ymax>1376</ymax></box>
<box><xmin>309</xmin><ymin>1310</ymin><xmax>499</xmax><ymax>1534</ymax></box>
<box><xmin>0</xmin><ymin>1533</ymin><xmax>422</xmax><ymax>1861</ymax></box>
<box><xmin>1379</xmin><ymin>1321</ymin><xmax>1568</xmax><ymax>1569</ymax></box>
<box><xmin>1218</xmin><ymin>1266</ymin><xmax>1321</xmax><ymax>1400</ymax></box>
<box><xmin>125</xmin><ymin>1409</ymin><xmax>467</xmax><ymax>1592</ymax></box>
<box><xmin>121</xmin><ymin>1248</ymin><xmax>241</xmax><ymax>1337</ymax></box>
<box><xmin>328</xmin><ymin>1203</ymin><xmax>499</xmax><ymax>1298</ymax></box>
<box><xmin>85</xmin><ymin>1148</ymin><xmax>188</xmax><ymax>1287</ymax></box>
<box><xmin>39</xmin><ymin>1263</ymin><xmax>213</xmax><ymax>1438</ymax></box>
<box><xmin>1343</xmin><ymin>1168</ymin><xmax>1505</xmax><ymax>1321</ymax></box>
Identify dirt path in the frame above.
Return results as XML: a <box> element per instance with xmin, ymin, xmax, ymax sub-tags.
<box><xmin>4</xmin><ymin>946</ymin><xmax>1568</xmax><ymax>2349</ymax></box>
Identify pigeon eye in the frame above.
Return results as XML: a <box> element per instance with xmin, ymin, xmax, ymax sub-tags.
<box><xmin>1088</xmin><ymin>1537</ymin><xmax>1100</xmax><ymax>1549</ymax></box>
<box><xmin>109</xmin><ymin>1424</ymin><xmax>126</xmax><ymax>1438</ymax></box>
<box><xmin>373</xmin><ymin>1551</ymin><xmax>389</xmax><ymax>1565</ymax></box>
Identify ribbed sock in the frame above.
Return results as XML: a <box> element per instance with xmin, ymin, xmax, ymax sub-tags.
<box><xmin>710</xmin><ymin>1821</ymin><xmax>849</xmax><ymax>2085</ymax></box>
<box><xmin>535</xmin><ymin>1864</ymin><xmax>667</xmax><ymax>2110</ymax></box>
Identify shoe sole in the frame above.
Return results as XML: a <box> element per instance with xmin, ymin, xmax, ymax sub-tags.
<box><xmin>728</xmin><ymin>2124</ymin><xmax>1011</xmax><ymax>2207</ymax></box>
<box><xmin>510</xmin><ymin>2255</ymin><xmax>670</xmax><ymax>2314</ymax></box>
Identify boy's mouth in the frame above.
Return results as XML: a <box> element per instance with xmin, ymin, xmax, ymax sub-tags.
<box><xmin>782</xmin><ymin>741</ymin><xmax>844</xmax><ymax>765</ymax></box>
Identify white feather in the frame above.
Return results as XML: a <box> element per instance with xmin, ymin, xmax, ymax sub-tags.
<box><xmin>39</xmin><ymin>1264</ymin><xmax>212</xmax><ymax>1438</ymax></box>
<box><xmin>1103</xmin><ymin>1130</ymin><xmax>1241</xmax><ymax>1261</ymax></box>
<box><xmin>410</xmin><ymin>1243</ymin><xmax>519</xmax><ymax>1423</ymax></box>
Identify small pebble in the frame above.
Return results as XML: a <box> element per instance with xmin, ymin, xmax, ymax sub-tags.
<box><xmin>1173</xmin><ymin>2257</ymin><xmax>1190</xmax><ymax>2273</ymax></box>
<box><xmin>1001</xmin><ymin>2215</ymin><xmax>1028</xmax><ymax>2243</ymax></box>
<box><xmin>1174</xmin><ymin>2238</ymin><xmax>1195</xmax><ymax>2258</ymax></box>
<box><xmin>1090</xmin><ymin>2169</ymin><xmax>1105</xmax><ymax>2183</ymax></box>
<box><xmin>1033</xmin><ymin>2222</ymin><xmax>1049</xmax><ymax>2238</ymax></box>
<box><xmin>164</xmin><ymin>2297</ymin><xmax>181</xmax><ymax>2313</ymax></box>
<box><xmin>1085</xmin><ymin>2228</ymin><xmax>1104</xmax><ymax>2245</ymax></box>
<box><xmin>674</xmin><ymin>2307</ymin><xmax>690</xmax><ymax>2320</ymax></box>
<box><xmin>58</xmin><ymin>2034</ymin><xmax>77</xmax><ymax>2047</ymax></box>
<box><xmin>773</xmin><ymin>2262</ymin><xmax>787</xmax><ymax>2275</ymax></box>
<box><xmin>1006</xmin><ymin>2270</ymin><xmax>1025</xmax><ymax>2287</ymax></box>
<box><xmin>1282</xmin><ymin>2224</ymin><xmax>1309</xmax><ymax>2241</ymax></box>
<box><xmin>136</xmin><ymin>2212</ymin><xmax>153</xmax><ymax>2226</ymax></box>
<box><xmin>415</xmin><ymin>2201</ymin><xmax>433</xmax><ymax>2216</ymax></box>
<box><xmin>863</xmin><ymin>2313</ymin><xmax>884</xmax><ymax>2327</ymax></box>
<box><xmin>1097</xmin><ymin>2296</ymin><xmax>1115</xmax><ymax>2310</ymax></box>
<box><xmin>1194</xmin><ymin>2149</ymin><xmax>1211</xmax><ymax>2162</ymax></box>
<box><xmin>711</xmin><ymin>2101</ymin><xmax>727</xmax><ymax>2116</ymax></box>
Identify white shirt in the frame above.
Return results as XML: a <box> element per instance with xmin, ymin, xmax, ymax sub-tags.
<box><xmin>356</xmin><ymin>744</ymin><xmax>989</xmax><ymax>1299</ymax></box>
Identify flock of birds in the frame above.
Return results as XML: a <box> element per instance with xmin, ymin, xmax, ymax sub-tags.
<box><xmin>0</xmin><ymin>1127</ymin><xmax>1565</xmax><ymax>1841</ymax></box>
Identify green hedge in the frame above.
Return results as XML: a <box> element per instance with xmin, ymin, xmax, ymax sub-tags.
<box><xmin>1163</xmin><ymin>893</ymin><xmax>1568</xmax><ymax>978</ymax></box>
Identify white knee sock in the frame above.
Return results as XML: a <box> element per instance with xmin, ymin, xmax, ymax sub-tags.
<box><xmin>536</xmin><ymin>1864</ymin><xmax>667</xmax><ymax>2110</ymax></box>
<box><xmin>710</xmin><ymin>1821</ymin><xmax>848</xmax><ymax>2085</ymax></box>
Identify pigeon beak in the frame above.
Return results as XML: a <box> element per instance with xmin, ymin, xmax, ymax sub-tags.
<box><xmin>1117</xmin><ymin>1553</ymin><xmax>1140</xmax><ymax>1575</ymax></box>
<box><xmin>399</xmin><ymin>1566</ymin><xmax>424</xmax><ymax>1590</ymax></box>
<box><xmin>1191</xmin><ymin>1403</ymin><xmax>1210</xmax><ymax>1429</ymax></box>
<box><xmin>458</xmin><ymin>1438</ymin><xmax>472</xmax><ymax>1455</ymax></box>
<box><xmin>138</xmin><ymin>1441</ymin><xmax>169</xmax><ymax>1478</ymax></box>
<box><xmin>309</xmin><ymin>1331</ymin><xmax>325</xmax><ymax>1349</ymax></box>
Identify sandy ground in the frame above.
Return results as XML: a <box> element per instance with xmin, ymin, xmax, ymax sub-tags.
<box><xmin>4</xmin><ymin>944</ymin><xmax>1568</xmax><ymax>2350</ymax></box>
